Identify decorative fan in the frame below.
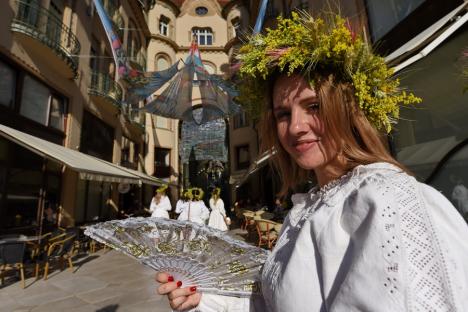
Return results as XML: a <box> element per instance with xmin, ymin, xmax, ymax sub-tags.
<box><xmin>84</xmin><ymin>217</ymin><xmax>269</xmax><ymax>297</ymax></box>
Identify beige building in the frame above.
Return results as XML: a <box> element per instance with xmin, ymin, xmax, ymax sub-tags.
<box><xmin>0</xmin><ymin>0</ymin><xmax>157</xmax><ymax>234</ymax></box>
<box><xmin>144</xmin><ymin>0</ymin><xmax>257</xmax><ymax>207</ymax></box>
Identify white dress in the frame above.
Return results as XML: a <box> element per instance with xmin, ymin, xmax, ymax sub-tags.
<box><xmin>178</xmin><ymin>200</ymin><xmax>210</xmax><ymax>225</ymax></box>
<box><xmin>208</xmin><ymin>198</ymin><xmax>228</xmax><ymax>231</ymax></box>
<box><xmin>194</xmin><ymin>162</ymin><xmax>468</xmax><ymax>312</ymax></box>
<box><xmin>149</xmin><ymin>195</ymin><xmax>171</xmax><ymax>218</ymax></box>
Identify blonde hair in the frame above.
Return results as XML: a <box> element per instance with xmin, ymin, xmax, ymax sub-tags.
<box><xmin>260</xmin><ymin>75</ymin><xmax>407</xmax><ymax>196</ymax></box>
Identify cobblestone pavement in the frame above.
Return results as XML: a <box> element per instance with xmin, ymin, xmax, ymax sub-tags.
<box><xmin>0</xmin><ymin>228</ymin><xmax>250</xmax><ymax>312</ymax></box>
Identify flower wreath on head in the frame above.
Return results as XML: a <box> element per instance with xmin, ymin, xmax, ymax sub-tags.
<box><xmin>157</xmin><ymin>184</ymin><xmax>168</xmax><ymax>194</ymax></box>
<box><xmin>212</xmin><ymin>187</ymin><xmax>221</xmax><ymax>197</ymax></box>
<box><xmin>235</xmin><ymin>11</ymin><xmax>421</xmax><ymax>133</ymax></box>
<box><xmin>189</xmin><ymin>188</ymin><xmax>204</xmax><ymax>201</ymax></box>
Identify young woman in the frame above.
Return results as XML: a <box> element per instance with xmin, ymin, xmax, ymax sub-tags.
<box><xmin>178</xmin><ymin>188</ymin><xmax>210</xmax><ymax>225</ymax></box>
<box><xmin>149</xmin><ymin>185</ymin><xmax>172</xmax><ymax>219</ymax></box>
<box><xmin>155</xmin><ymin>13</ymin><xmax>468</xmax><ymax>311</ymax></box>
<box><xmin>175</xmin><ymin>190</ymin><xmax>191</xmax><ymax>221</ymax></box>
<box><xmin>208</xmin><ymin>188</ymin><xmax>228</xmax><ymax>231</ymax></box>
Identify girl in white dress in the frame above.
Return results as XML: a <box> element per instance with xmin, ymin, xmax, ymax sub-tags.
<box><xmin>156</xmin><ymin>13</ymin><xmax>468</xmax><ymax>311</ymax></box>
<box><xmin>178</xmin><ymin>188</ymin><xmax>210</xmax><ymax>225</ymax></box>
<box><xmin>176</xmin><ymin>190</ymin><xmax>191</xmax><ymax>221</ymax></box>
<box><xmin>208</xmin><ymin>188</ymin><xmax>228</xmax><ymax>231</ymax></box>
<box><xmin>149</xmin><ymin>185</ymin><xmax>172</xmax><ymax>219</ymax></box>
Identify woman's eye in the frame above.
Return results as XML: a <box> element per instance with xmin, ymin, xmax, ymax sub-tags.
<box><xmin>307</xmin><ymin>103</ymin><xmax>319</xmax><ymax>112</ymax></box>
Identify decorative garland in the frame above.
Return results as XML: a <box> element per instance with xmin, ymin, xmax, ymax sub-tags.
<box><xmin>236</xmin><ymin>12</ymin><xmax>421</xmax><ymax>133</ymax></box>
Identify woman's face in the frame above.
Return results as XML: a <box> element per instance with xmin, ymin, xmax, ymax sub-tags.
<box><xmin>273</xmin><ymin>74</ymin><xmax>338</xmax><ymax>171</ymax></box>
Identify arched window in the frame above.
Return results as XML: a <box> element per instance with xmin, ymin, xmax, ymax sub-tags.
<box><xmin>159</xmin><ymin>15</ymin><xmax>170</xmax><ymax>37</ymax></box>
<box><xmin>192</xmin><ymin>27</ymin><xmax>213</xmax><ymax>46</ymax></box>
<box><xmin>155</xmin><ymin>54</ymin><xmax>171</xmax><ymax>71</ymax></box>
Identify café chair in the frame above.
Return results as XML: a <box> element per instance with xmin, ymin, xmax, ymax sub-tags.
<box><xmin>0</xmin><ymin>242</ymin><xmax>26</xmax><ymax>288</ymax></box>
<box><xmin>41</xmin><ymin>234</ymin><xmax>76</xmax><ymax>280</ymax></box>
<box><xmin>255</xmin><ymin>219</ymin><xmax>278</xmax><ymax>250</ymax></box>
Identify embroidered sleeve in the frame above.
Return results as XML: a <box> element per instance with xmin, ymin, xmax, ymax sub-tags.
<box><xmin>331</xmin><ymin>173</ymin><xmax>458</xmax><ymax>311</ymax></box>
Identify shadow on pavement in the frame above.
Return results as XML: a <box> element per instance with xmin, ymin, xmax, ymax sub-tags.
<box><xmin>96</xmin><ymin>304</ymin><xmax>119</xmax><ymax>312</ymax></box>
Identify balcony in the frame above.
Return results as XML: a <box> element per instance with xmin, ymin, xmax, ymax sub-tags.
<box><xmin>10</xmin><ymin>1</ymin><xmax>81</xmax><ymax>79</ymax></box>
<box><xmin>88</xmin><ymin>71</ymin><xmax>123</xmax><ymax>111</ymax></box>
<box><xmin>124</xmin><ymin>107</ymin><xmax>145</xmax><ymax>133</ymax></box>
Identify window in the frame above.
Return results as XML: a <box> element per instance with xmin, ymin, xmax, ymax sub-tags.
<box><xmin>366</xmin><ymin>0</ymin><xmax>426</xmax><ymax>41</ymax></box>
<box><xmin>20</xmin><ymin>75</ymin><xmax>67</xmax><ymax>130</ymax></box>
<box><xmin>195</xmin><ymin>6</ymin><xmax>208</xmax><ymax>16</ymax></box>
<box><xmin>155</xmin><ymin>147</ymin><xmax>171</xmax><ymax>178</ymax></box>
<box><xmin>192</xmin><ymin>28</ymin><xmax>213</xmax><ymax>46</ymax></box>
<box><xmin>20</xmin><ymin>75</ymin><xmax>50</xmax><ymax>125</ymax></box>
<box><xmin>121</xmin><ymin>136</ymin><xmax>138</xmax><ymax>170</ymax></box>
<box><xmin>159</xmin><ymin>15</ymin><xmax>170</xmax><ymax>36</ymax></box>
<box><xmin>233</xmin><ymin>111</ymin><xmax>249</xmax><ymax>129</ymax></box>
<box><xmin>236</xmin><ymin>145</ymin><xmax>250</xmax><ymax>170</ymax></box>
<box><xmin>0</xmin><ymin>60</ymin><xmax>15</xmax><ymax>108</ymax></box>
<box><xmin>49</xmin><ymin>95</ymin><xmax>66</xmax><ymax>131</ymax></box>
<box><xmin>80</xmin><ymin>111</ymin><xmax>114</xmax><ymax>161</ymax></box>
<box><xmin>392</xmin><ymin>26</ymin><xmax>468</xmax><ymax>186</ymax></box>
<box><xmin>155</xmin><ymin>116</ymin><xmax>169</xmax><ymax>129</ymax></box>
<box><xmin>155</xmin><ymin>54</ymin><xmax>171</xmax><ymax>71</ymax></box>
<box><xmin>0</xmin><ymin>59</ymin><xmax>68</xmax><ymax>131</ymax></box>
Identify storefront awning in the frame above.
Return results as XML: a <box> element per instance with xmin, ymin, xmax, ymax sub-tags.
<box><xmin>0</xmin><ymin>124</ymin><xmax>153</xmax><ymax>185</ymax></box>
<box><xmin>104</xmin><ymin>162</ymin><xmax>165</xmax><ymax>186</ymax></box>
<box><xmin>233</xmin><ymin>148</ymin><xmax>277</xmax><ymax>188</ymax></box>
<box><xmin>387</xmin><ymin>2</ymin><xmax>468</xmax><ymax>73</ymax></box>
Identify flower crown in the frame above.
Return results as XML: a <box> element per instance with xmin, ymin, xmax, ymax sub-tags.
<box><xmin>157</xmin><ymin>184</ymin><xmax>168</xmax><ymax>194</ymax></box>
<box><xmin>189</xmin><ymin>187</ymin><xmax>204</xmax><ymax>200</ymax></box>
<box><xmin>236</xmin><ymin>12</ymin><xmax>421</xmax><ymax>132</ymax></box>
<box><xmin>212</xmin><ymin>187</ymin><xmax>221</xmax><ymax>197</ymax></box>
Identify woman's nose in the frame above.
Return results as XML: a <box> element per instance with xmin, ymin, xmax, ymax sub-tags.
<box><xmin>289</xmin><ymin>107</ymin><xmax>309</xmax><ymax>136</ymax></box>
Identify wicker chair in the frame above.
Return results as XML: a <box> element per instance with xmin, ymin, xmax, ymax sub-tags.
<box><xmin>241</xmin><ymin>211</ymin><xmax>255</xmax><ymax>230</ymax></box>
<box><xmin>0</xmin><ymin>242</ymin><xmax>26</xmax><ymax>288</ymax></box>
<box><xmin>255</xmin><ymin>219</ymin><xmax>278</xmax><ymax>249</ymax></box>
<box><xmin>41</xmin><ymin>234</ymin><xmax>76</xmax><ymax>280</ymax></box>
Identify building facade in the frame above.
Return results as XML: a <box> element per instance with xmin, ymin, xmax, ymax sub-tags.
<box><xmin>0</xmin><ymin>0</ymin><xmax>155</xmax><ymax>234</ymax></box>
<box><xmin>144</xmin><ymin>0</ymin><xmax>253</xmax><ymax>209</ymax></box>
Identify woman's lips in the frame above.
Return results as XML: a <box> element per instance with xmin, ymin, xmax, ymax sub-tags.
<box><xmin>293</xmin><ymin>140</ymin><xmax>319</xmax><ymax>153</ymax></box>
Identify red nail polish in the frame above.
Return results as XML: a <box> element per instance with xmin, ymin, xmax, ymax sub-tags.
<box><xmin>190</xmin><ymin>286</ymin><xmax>197</xmax><ymax>292</ymax></box>
<box><xmin>167</xmin><ymin>276</ymin><xmax>174</xmax><ymax>282</ymax></box>
<box><xmin>176</xmin><ymin>281</ymin><xmax>182</xmax><ymax>287</ymax></box>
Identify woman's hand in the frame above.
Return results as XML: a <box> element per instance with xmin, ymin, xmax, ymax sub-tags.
<box><xmin>156</xmin><ymin>272</ymin><xmax>201</xmax><ymax>311</ymax></box>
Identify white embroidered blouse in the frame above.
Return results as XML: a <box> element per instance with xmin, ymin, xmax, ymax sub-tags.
<box><xmin>195</xmin><ymin>162</ymin><xmax>468</xmax><ymax>312</ymax></box>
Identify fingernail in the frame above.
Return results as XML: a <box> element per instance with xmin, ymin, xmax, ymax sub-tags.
<box><xmin>167</xmin><ymin>275</ymin><xmax>174</xmax><ymax>282</ymax></box>
<box><xmin>176</xmin><ymin>281</ymin><xmax>182</xmax><ymax>287</ymax></box>
<box><xmin>190</xmin><ymin>286</ymin><xmax>197</xmax><ymax>292</ymax></box>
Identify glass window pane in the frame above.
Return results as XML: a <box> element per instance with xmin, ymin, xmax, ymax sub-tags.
<box><xmin>49</xmin><ymin>96</ymin><xmax>65</xmax><ymax>131</ymax></box>
<box><xmin>0</xmin><ymin>60</ymin><xmax>15</xmax><ymax>108</ymax></box>
<box><xmin>20</xmin><ymin>75</ymin><xmax>50</xmax><ymax>125</ymax></box>
<box><xmin>199</xmin><ymin>36</ymin><xmax>205</xmax><ymax>45</ymax></box>
<box><xmin>156</xmin><ymin>116</ymin><xmax>168</xmax><ymax>128</ymax></box>
<box><xmin>207</xmin><ymin>35</ymin><xmax>212</xmax><ymax>45</ymax></box>
<box><xmin>156</xmin><ymin>57</ymin><xmax>169</xmax><ymax>71</ymax></box>
<box><xmin>394</xmin><ymin>27</ymin><xmax>468</xmax><ymax>181</ymax></box>
<box><xmin>366</xmin><ymin>0</ymin><xmax>426</xmax><ymax>41</ymax></box>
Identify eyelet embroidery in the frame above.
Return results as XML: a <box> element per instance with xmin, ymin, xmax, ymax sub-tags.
<box><xmin>391</xmin><ymin>174</ymin><xmax>456</xmax><ymax>311</ymax></box>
